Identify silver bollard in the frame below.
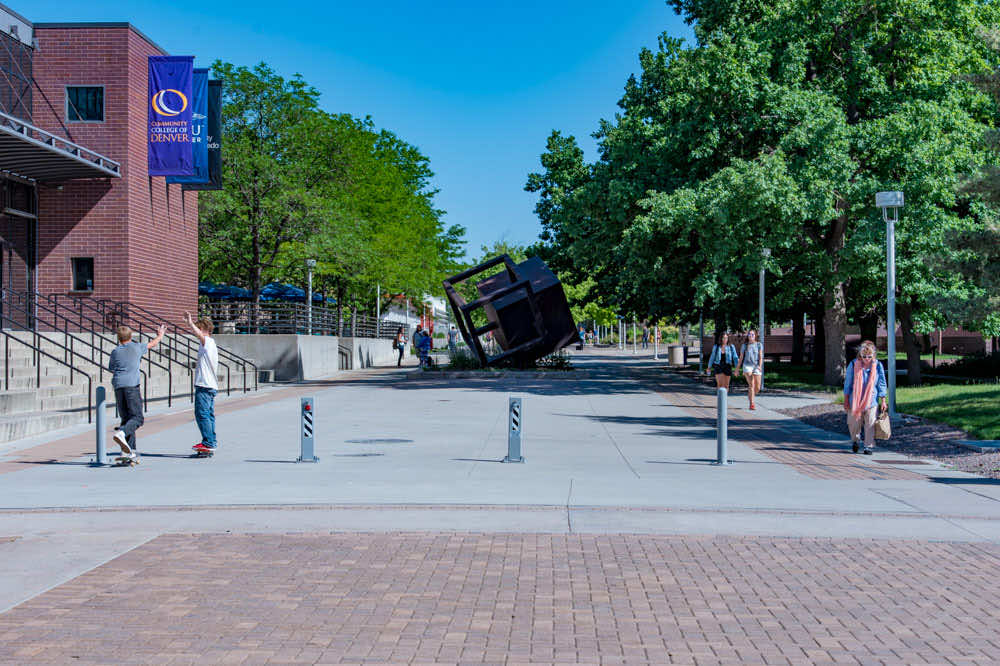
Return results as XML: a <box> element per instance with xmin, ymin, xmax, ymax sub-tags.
<box><xmin>297</xmin><ymin>397</ymin><xmax>319</xmax><ymax>463</ymax></box>
<box><xmin>92</xmin><ymin>386</ymin><xmax>107</xmax><ymax>466</ymax></box>
<box><xmin>504</xmin><ymin>396</ymin><xmax>524</xmax><ymax>463</ymax></box>
<box><xmin>716</xmin><ymin>387</ymin><xmax>729</xmax><ymax>465</ymax></box>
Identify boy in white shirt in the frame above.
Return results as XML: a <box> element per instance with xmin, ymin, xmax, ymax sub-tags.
<box><xmin>186</xmin><ymin>312</ymin><xmax>219</xmax><ymax>453</ymax></box>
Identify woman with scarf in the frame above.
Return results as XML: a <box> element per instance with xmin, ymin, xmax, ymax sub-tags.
<box><xmin>843</xmin><ymin>340</ymin><xmax>888</xmax><ymax>454</ymax></box>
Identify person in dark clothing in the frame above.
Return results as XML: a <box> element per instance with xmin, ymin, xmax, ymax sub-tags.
<box><xmin>395</xmin><ymin>326</ymin><xmax>406</xmax><ymax>367</ymax></box>
<box><xmin>109</xmin><ymin>323</ymin><xmax>165</xmax><ymax>459</ymax></box>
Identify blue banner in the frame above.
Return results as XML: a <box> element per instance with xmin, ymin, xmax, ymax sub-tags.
<box><xmin>148</xmin><ymin>55</ymin><xmax>195</xmax><ymax>176</ymax></box>
<box><xmin>167</xmin><ymin>69</ymin><xmax>208</xmax><ymax>184</ymax></box>
<box><xmin>184</xmin><ymin>80</ymin><xmax>223</xmax><ymax>191</ymax></box>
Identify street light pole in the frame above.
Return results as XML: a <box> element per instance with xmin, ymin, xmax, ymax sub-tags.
<box><xmin>305</xmin><ymin>259</ymin><xmax>316</xmax><ymax>335</ymax></box>
<box><xmin>376</xmin><ymin>283</ymin><xmax>381</xmax><ymax>337</ymax></box>
<box><xmin>876</xmin><ymin>191</ymin><xmax>904</xmax><ymax>419</ymax></box>
<box><xmin>698</xmin><ymin>312</ymin><xmax>704</xmax><ymax>374</ymax></box>
<box><xmin>760</xmin><ymin>249</ymin><xmax>770</xmax><ymax>389</ymax></box>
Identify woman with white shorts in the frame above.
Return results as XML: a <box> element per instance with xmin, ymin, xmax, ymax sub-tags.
<box><xmin>738</xmin><ymin>330</ymin><xmax>763</xmax><ymax>410</ymax></box>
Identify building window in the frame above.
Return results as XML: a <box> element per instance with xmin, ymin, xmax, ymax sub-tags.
<box><xmin>71</xmin><ymin>258</ymin><xmax>94</xmax><ymax>292</ymax></box>
<box><xmin>66</xmin><ymin>86</ymin><xmax>104</xmax><ymax>122</ymax></box>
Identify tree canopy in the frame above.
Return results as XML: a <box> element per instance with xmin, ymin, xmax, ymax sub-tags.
<box><xmin>199</xmin><ymin>61</ymin><xmax>465</xmax><ymax>312</ymax></box>
<box><xmin>527</xmin><ymin>0</ymin><xmax>1000</xmax><ymax>384</ymax></box>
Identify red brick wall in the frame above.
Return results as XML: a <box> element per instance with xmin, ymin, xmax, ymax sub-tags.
<box><xmin>31</xmin><ymin>25</ymin><xmax>198</xmax><ymax>325</ymax></box>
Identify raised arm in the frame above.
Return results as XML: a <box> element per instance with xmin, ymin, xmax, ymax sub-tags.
<box><xmin>147</xmin><ymin>324</ymin><xmax>167</xmax><ymax>350</ymax></box>
<box><xmin>186</xmin><ymin>312</ymin><xmax>207</xmax><ymax>345</ymax></box>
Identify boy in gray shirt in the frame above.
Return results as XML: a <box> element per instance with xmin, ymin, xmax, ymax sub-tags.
<box><xmin>109</xmin><ymin>324</ymin><xmax>165</xmax><ymax>459</ymax></box>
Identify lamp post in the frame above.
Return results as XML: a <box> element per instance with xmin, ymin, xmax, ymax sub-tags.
<box><xmin>759</xmin><ymin>248</ymin><xmax>770</xmax><ymax>388</ymax></box>
<box><xmin>376</xmin><ymin>283</ymin><xmax>380</xmax><ymax>337</ymax></box>
<box><xmin>305</xmin><ymin>259</ymin><xmax>316</xmax><ymax>335</ymax></box>
<box><xmin>698</xmin><ymin>312</ymin><xmax>704</xmax><ymax>374</ymax></box>
<box><xmin>876</xmin><ymin>191</ymin><xmax>904</xmax><ymax>419</ymax></box>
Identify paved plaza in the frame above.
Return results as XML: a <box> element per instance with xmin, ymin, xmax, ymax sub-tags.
<box><xmin>2</xmin><ymin>349</ymin><xmax>1000</xmax><ymax>664</ymax></box>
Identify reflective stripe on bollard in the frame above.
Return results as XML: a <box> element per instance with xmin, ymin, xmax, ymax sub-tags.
<box><xmin>504</xmin><ymin>396</ymin><xmax>524</xmax><ymax>463</ymax></box>
<box><xmin>716</xmin><ymin>387</ymin><xmax>729</xmax><ymax>465</ymax></box>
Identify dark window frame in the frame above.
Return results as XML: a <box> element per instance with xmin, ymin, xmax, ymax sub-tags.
<box><xmin>65</xmin><ymin>85</ymin><xmax>105</xmax><ymax>123</ymax></box>
<box><xmin>70</xmin><ymin>257</ymin><xmax>94</xmax><ymax>293</ymax></box>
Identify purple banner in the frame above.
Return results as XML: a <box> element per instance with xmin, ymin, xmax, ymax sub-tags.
<box><xmin>148</xmin><ymin>55</ymin><xmax>195</xmax><ymax>176</ymax></box>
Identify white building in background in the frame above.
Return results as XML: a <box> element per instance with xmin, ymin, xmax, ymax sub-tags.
<box><xmin>381</xmin><ymin>294</ymin><xmax>452</xmax><ymax>337</ymax></box>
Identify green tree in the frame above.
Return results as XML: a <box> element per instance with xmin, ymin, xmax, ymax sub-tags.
<box><xmin>529</xmin><ymin>0</ymin><xmax>1000</xmax><ymax>385</ymax></box>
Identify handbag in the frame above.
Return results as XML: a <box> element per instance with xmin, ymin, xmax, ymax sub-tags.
<box><xmin>874</xmin><ymin>408</ymin><xmax>891</xmax><ymax>440</ymax></box>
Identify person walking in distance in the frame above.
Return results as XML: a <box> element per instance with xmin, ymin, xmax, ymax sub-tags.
<box><xmin>844</xmin><ymin>340</ymin><xmax>887</xmax><ymax>455</ymax></box>
<box><xmin>186</xmin><ymin>313</ymin><xmax>219</xmax><ymax>455</ymax></box>
<box><xmin>641</xmin><ymin>324</ymin><xmax>650</xmax><ymax>350</ymax></box>
<box><xmin>109</xmin><ymin>324</ymin><xmax>166</xmax><ymax>460</ymax></box>
<box><xmin>738</xmin><ymin>329</ymin><xmax>764</xmax><ymax>410</ymax></box>
<box><xmin>447</xmin><ymin>325</ymin><xmax>459</xmax><ymax>353</ymax></box>
<box><xmin>394</xmin><ymin>326</ymin><xmax>406</xmax><ymax>367</ymax></box>
<box><xmin>707</xmin><ymin>331</ymin><xmax>738</xmax><ymax>391</ymax></box>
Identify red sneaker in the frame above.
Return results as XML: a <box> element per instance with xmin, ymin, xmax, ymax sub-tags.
<box><xmin>749</xmin><ymin>404</ymin><xmax>756</xmax><ymax>410</ymax></box>
<box><xmin>192</xmin><ymin>443</ymin><xmax>210</xmax><ymax>452</ymax></box>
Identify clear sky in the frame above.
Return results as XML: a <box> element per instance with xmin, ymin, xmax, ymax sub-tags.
<box><xmin>27</xmin><ymin>0</ymin><xmax>693</xmax><ymax>258</ymax></box>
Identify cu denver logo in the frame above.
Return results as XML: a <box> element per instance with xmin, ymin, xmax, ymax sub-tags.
<box><xmin>151</xmin><ymin>89</ymin><xmax>188</xmax><ymax>116</ymax></box>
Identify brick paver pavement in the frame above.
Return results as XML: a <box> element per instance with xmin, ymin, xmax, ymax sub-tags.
<box><xmin>2</xmin><ymin>532</ymin><xmax>1000</xmax><ymax>664</ymax></box>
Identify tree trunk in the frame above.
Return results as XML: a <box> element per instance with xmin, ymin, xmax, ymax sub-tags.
<box><xmin>336</xmin><ymin>284</ymin><xmax>344</xmax><ymax>337</ymax></box>
<box><xmin>252</xmin><ymin>223</ymin><xmax>262</xmax><ymax>334</ymax></box>
<box><xmin>811</xmin><ymin>304</ymin><xmax>825</xmax><ymax>373</ymax></box>
<box><xmin>897</xmin><ymin>300</ymin><xmax>923</xmax><ymax>386</ymax></box>
<box><xmin>791</xmin><ymin>308</ymin><xmax>805</xmax><ymax>365</ymax></box>
<box><xmin>858</xmin><ymin>310</ymin><xmax>878</xmax><ymax>345</ymax></box>
<box><xmin>713</xmin><ymin>312</ymin><xmax>726</xmax><ymax>342</ymax></box>
<box><xmin>823</xmin><ymin>283</ymin><xmax>847</xmax><ymax>386</ymax></box>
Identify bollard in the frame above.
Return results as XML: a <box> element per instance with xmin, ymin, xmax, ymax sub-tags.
<box><xmin>716</xmin><ymin>387</ymin><xmax>729</xmax><ymax>465</ymax></box>
<box><xmin>92</xmin><ymin>386</ymin><xmax>107</xmax><ymax>466</ymax></box>
<box><xmin>297</xmin><ymin>397</ymin><xmax>319</xmax><ymax>463</ymax></box>
<box><xmin>504</xmin><ymin>396</ymin><xmax>524</xmax><ymax>463</ymax></box>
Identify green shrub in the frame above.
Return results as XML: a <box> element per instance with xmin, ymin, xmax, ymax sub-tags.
<box><xmin>930</xmin><ymin>352</ymin><xmax>1000</xmax><ymax>379</ymax></box>
<box><xmin>447</xmin><ymin>348</ymin><xmax>482</xmax><ymax>370</ymax></box>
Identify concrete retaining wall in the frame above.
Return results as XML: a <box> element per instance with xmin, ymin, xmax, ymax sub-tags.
<box><xmin>340</xmin><ymin>337</ymin><xmax>400</xmax><ymax>369</ymax></box>
<box><xmin>214</xmin><ymin>335</ymin><xmax>342</xmax><ymax>381</ymax></box>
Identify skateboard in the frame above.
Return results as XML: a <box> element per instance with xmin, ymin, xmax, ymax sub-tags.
<box><xmin>113</xmin><ymin>455</ymin><xmax>139</xmax><ymax>467</ymax></box>
<box><xmin>191</xmin><ymin>446</ymin><xmax>215</xmax><ymax>458</ymax></box>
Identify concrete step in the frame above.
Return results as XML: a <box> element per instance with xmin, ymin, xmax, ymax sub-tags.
<box><xmin>0</xmin><ymin>410</ymin><xmax>88</xmax><ymax>443</ymax></box>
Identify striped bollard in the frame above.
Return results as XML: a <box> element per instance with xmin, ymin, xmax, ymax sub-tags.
<box><xmin>504</xmin><ymin>396</ymin><xmax>524</xmax><ymax>463</ymax></box>
<box><xmin>298</xmin><ymin>397</ymin><xmax>319</xmax><ymax>463</ymax></box>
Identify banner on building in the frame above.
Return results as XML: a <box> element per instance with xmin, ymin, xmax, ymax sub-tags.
<box><xmin>183</xmin><ymin>80</ymin><xmax>223</xmax><ymax>191</ymax></box>
<box><xmin>148</xmin><ymin>55</ymin><xmax>195</xmax><ymax>176</ymax></box>
<box><xmin>167</xmin><ymin>68</ymin><xmax>208</xmax><ymax>185</ymax></box>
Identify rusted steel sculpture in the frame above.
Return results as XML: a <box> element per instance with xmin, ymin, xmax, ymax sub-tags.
<box><xmin>442</xmin><ymin>254</ymin><xmax>577</xmax><ymax>367</ymax></box>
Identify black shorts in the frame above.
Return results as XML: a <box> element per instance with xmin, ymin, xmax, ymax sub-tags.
<box><xmin>712</xmin><ymin>362</ymin><xmax>733</xmax><ymax>377</ymax></box>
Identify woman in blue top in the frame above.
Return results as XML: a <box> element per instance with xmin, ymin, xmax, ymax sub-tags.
<box><xmin>738</xmin><ymin>329</ymin><xmax>763</xmax><ymax>410</ymax></box>
<box><xmin>843</xmin><ymin>340</ymin><xmax>888</xmax><ymax>454</ymax></box>
<box><xmin>707</xmin><ymin>331</ymin><xmax>738</xmax><ymax>391</ymax></box>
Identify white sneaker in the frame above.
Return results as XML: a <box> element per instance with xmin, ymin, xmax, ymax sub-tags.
<box><xmin>112</xmin><ymin>431</ymin><xmax>132</xmax><ymax>455</ymax></box>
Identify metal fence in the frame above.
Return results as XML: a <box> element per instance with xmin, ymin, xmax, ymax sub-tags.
<box><xmin>199</xmin><ymin>301</ymin><xmax>396</xmax><ymax>339</ymax></box>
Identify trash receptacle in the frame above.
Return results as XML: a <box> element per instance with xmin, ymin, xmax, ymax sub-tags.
<box><xmin>668</xmin><ymin>345</ymin><xmax>685</xmax><ymax>366</ymax></box>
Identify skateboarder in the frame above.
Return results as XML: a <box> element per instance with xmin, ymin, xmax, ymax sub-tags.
<box><xmin>110</xmin><ymin>323</ymin><xmax>166</xmax><ymax>460</ymax></box>
<box><xmin>186</xmin><ymin>313</ymin><xmax>219</xmax><ymax>455</ymax></box>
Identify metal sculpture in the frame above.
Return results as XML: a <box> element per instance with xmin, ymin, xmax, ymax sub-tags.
<box><xmin>442</xmin><ymin>254</ymin><xmax>577</xmax><ymax>367</ymax></box>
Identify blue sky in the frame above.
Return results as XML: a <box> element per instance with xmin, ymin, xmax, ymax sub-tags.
<box><xmin>28</xmin><ymin>0</ymin><xmax>693</xmax><ymax>258</ymax></box>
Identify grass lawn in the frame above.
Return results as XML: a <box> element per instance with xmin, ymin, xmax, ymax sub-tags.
<box><xmin>758</xmin><ymin>363</ymin><xmax>1000</xmax><ymax>439</ymax></box>
<box><xmin>896</xmin><ymin>383</ymin><xmax>1000</xmax><ymax>440</ymax></box>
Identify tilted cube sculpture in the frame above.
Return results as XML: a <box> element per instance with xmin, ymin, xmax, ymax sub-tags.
<box><xmin>442</xmin><ymin>254</ymin><xmax>577</xmax><ymax>367</ymax></box>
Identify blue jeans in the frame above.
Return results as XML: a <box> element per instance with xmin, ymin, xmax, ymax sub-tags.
<box><xmin>194</xmin><ymin>386</ymin><xmax>217</xmax><ymax>448</ymax></box>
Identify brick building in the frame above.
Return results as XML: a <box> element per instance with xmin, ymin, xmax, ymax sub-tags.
<box><xmin>0</xmin><ymin>3</ymin><xmax>197</xmax><ymax>325</ymax></box>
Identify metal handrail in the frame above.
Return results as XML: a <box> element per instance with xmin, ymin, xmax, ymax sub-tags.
<box><xmin>43</xmin><ymin>292</ymin><xmax>184</xmax><ymax>382</ymax></box>
<box><xmin>108</xmin><ymin>298</ymin><xmax>256</xmax><ymax>394</ymax></box>
<box><xmin>0</xmin><ymin>109</ymin><xmax>122</xmax><ymax>177</ymax></box>
<box><xmin>2</xmin><ymin>330</ymin><xmax>93</xmax><ymax>423</ymax></box>
<box><xmin>4</xmin><ymin>290</ymin><xmax>163</xmax><ymax>407</ymax></box>
<box><xmin>54</xmin><ymin>295</ymin><xmax>244</xmax><ymax>396</ymax></box>
<box><xmin>199</xmin><ymin>301</ymin><xmax>395</xmax><ymax>339</ymax></box>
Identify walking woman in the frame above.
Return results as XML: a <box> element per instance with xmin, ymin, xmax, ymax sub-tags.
<box><xmin>843</xmin><ymin>340</ymin><xmax>887</xmax><ymax>455</ymax></box>
<box><xmin>707</xmin><ymin>331</ymin><xmax>738</xmax><ymax>390</ymax></box>
<box><xmin>738</xmin><ymin>330</ymin><xmax>764</xmax><ymax>410</ymax></box>
<box><xmin>394</xmin><ymin>326</ymin><xmax>406</xmax><ymax>367</ymax></box>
